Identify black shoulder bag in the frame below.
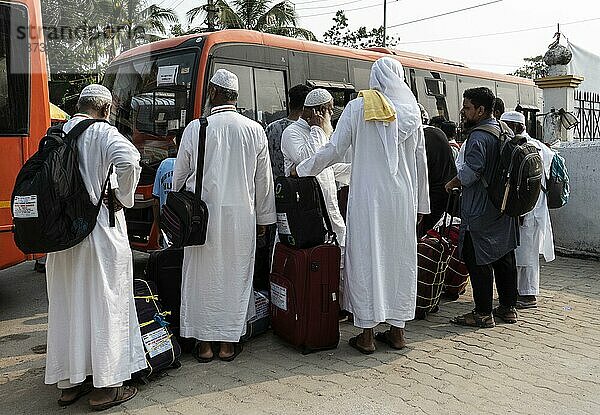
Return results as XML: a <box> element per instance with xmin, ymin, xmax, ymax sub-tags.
<box><xmin>160</xmin><ymin>118</ymin><xmax>209</xmax><ymax>247</ymax></box>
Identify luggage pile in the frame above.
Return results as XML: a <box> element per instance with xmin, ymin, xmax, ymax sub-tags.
<box><xmin>271</xmin><ymin>176</ymin><xmax>341</xmax><ymax>353</ymax></box>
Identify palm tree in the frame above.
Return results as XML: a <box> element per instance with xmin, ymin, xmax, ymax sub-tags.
<box><xmin>187</xmin><ymin>0</ymin><xmax>316</xmax><ymax>41</ymax></box>
<box><xmin>92</xmin><ymin>0</ymin><xmax>179</xmax><ymax>60</ymax></box>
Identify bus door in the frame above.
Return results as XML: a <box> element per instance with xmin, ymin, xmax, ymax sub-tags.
<box><xmin>0</xmin><ymin>1</ymin><xmax>49</xmax><ymax>269</ymax></box>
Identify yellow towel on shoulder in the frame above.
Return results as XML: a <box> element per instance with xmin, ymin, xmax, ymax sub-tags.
<box><xmin>358</xmin><ymin>90</ymin><xmax>396</xmax><ymax>122</ymax></box>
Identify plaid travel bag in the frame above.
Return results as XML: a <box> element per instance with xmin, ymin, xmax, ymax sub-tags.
<box><xmin>415</xmin><ymin>190</ymin><xmax>459</xmax><ymax>319</ymax></box>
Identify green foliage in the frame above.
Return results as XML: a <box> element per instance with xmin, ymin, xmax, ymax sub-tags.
<box><xmin>41</xmin><ymin>0</ymin><xmax>178</xmax><ymax>108</ymax></box>
<box><xmin>41</xmin><ymin>0</ymin><xmax>178</xmax><ymax>74</ymax></box>
<box><xmin>187</xmin><ymin>0</ymin><xmax>316</xmax><ymax>40</ymax></box>
<box><xmin>323</xmin><ymin>11</ymin><xmax>399</xmax><ymax>49</ymax></box>
<box><xmin>511</xmin><ymin>55</ymin><xmax>547</xmax><ymax>79</ymax></box>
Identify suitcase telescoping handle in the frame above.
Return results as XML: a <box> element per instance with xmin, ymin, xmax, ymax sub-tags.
<box><xmin>313</xmin><ymin>179</ymin><xmax>338</xmax><ymax>246</ymax></box>
<box><xmin>439</xmin><ymin>188</ymin><xmax>460</xmax><ymax>239</ymax></box>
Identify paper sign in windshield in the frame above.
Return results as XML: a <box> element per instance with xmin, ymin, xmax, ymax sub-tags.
<box><xmin>157</xmin><ymin>65</ymin><xmax>178</xmax><ymax>86</ymax></box>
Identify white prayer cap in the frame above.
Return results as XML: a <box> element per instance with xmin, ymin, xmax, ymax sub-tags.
<box><xmin>79</xmin><ymin>84</ymin><xmax>112</xmax><ymax>102</ymax></box>
<box><xmin>500</xmin><ymin>111</ymin><xmax>525</xmax><ymax>125</ymax></box>
<box><xmin>210</xmin><ymin>69</ymin><xmax>239</xmax><ymax>92</ymax></box>
<box><xmin>304</xmin><ymin>88</ymin><xmax>333</xmax><ymax>107</ymax></box>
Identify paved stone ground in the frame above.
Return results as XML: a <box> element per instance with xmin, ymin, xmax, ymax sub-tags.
<box><xmin>1</xmin><ymin>255</ymin><xmax>599</xmax><ymax>415</ymax></box>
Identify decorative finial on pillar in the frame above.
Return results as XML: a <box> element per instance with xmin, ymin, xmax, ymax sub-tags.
<box><xmin>543</xmin><ymin>25</ymin><xmax>573</xmax><ymax>76</ymax></box>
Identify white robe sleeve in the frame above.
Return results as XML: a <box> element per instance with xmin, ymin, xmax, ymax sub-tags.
<box><xmin>106</xmin><ymin>129</ymin><xmax>142</xmax><ymax>209</ymax></box>
<box><xmin>297</xmin><ymin>106</ymin><xmax>353</xmax><ymax>177</ymax></box>
<box><xmin>254</xmin><ymin>129</ymin><xmax>276</xmax><ymax>225</ymax></box>
<box><xmin>172</xmin><ymin>121</ymin><xmax>196</xmax><ymax>192</ymax></box>
<box><xmin>281</xmin><ymin>125</ymin><xmax>327</xmax><ymax>174</ymax></box>
<box><xmin>415</xmin><ymin>125</ymin><xmax>431</xmax><ymax>215</ymax></box>
<box><xmin>331</xmin><ymin>163</ymin><xmax>351</xmax><ymax>186</ymax></box>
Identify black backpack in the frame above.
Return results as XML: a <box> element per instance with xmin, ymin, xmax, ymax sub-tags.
<box><xmin>11</xmin><ymin>119</ymin><xmax>114</xmax><ymax>254</ymax></box>
<box><xmin>274</xmin><ymin>176</ymin><xmax>337</xmax><ymax>249</ymax></box>
<box><xmin>475</xmin><ymin>121</ymin><xmax>543</xmax><ymax>217</ymax></box>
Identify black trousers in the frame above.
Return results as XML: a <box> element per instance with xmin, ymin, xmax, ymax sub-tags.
<box><xmin>462</xmin><ymin>231</ymin><xmax>517</xmax><ymax>314</ymax></box>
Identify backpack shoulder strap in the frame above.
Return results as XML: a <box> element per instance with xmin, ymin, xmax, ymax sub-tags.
<box><xmin>470</xmin><ymin>124</ymin><xmax>501</xmax><ymax>139</ymax></box>
<box><xmin>65</xmin><ymin>118</ymin><xmax>108</xmax><ymax>141</ymax></box>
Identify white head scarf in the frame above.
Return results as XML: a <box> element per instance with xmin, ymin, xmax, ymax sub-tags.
<box><xmin>368</xmin><ymin>57</ymin><xmax>421</xmax><ymax>175</ymax></box>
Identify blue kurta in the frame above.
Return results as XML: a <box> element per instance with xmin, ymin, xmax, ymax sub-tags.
<box><xmin>458</xmin><ymin>118</ymin><xmax>518</xmax><ymax>265</ymax></box>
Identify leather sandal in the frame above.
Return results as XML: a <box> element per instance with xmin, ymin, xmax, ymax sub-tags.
<box><xmin>57</xmin><ymin>383</ymin><xmax>93</xmax><ymax>407</ymax></box>
<box><xmin>493</xmin><ymin>305</ymin><xmax>518</xmax><ymax>323</ymax></box>
<box><xmin>89</xmin><ymin>386</ymin><xmax>137</xmax><ymax>411</ymax></box>
<box><xmin>348</xmin><ymin>335</ymin><xmax>375</xmax><ymax>354</ymax></box>
<box><xmin>375</xmin><ymin>330</ymin><xmax>406</xmax><ymax>350</ymax></box>
<box><xmin>219</xmin><ymin>343</ymin><xmax>243</xmax><ymax>362</ymax></box>
<box><xmin>192</xmin><ymin>341</ymin><xmax>214</xmax><ymax>363</ymax></box>
<box><xmin>450</xmin><ymin>310</ymin><xmax>495</xmax><ymax>328</ymax></box>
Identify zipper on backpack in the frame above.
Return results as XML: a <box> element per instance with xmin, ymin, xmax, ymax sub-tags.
<box><xmin>517</xmin><ymin>153</ymin><xmax>541</xmax><ymax>193</ymax></box>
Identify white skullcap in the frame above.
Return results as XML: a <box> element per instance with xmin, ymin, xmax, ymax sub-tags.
<box><xmin>500</xmin><ymin>111</ymin><xmax>525</xmax><ymax>125</ymax></box>
<box><xmin>79</xmin><ymin>84</ymin><xmax>112</xmax><ymax>102</ymax></box>
<box><xmin>210</xmin><ymin>69</ymin><xmax>239</xmax><ymax>92</ymax></box>
<box><xmin>304</xmin><ymin>88</ymin><xmax>333</xmax><ymax>107</ymax></box>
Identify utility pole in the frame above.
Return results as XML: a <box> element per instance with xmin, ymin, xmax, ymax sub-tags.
<box><xmin>382</xmin><ymin>0</ymin><xmax>387</xmax><ymax>47</ymax></box>
<box><xmin>204</xmin><ymin>0</ymin><xmax>219</xmax><ymax>32</ymax></box>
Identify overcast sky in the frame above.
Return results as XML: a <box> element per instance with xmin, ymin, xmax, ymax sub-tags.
<box><xmin>165</xmin><ymin>0</ymin><xmax>600</xmax><ymax>75</ymax></box>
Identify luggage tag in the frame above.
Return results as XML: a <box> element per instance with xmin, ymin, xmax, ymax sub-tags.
<box><xmin>109</xmin><ymin>171</ymin><xmax>119</xmax><ymax>189</ymax></box>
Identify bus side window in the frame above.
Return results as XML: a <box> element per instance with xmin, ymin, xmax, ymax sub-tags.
<box><xmin>213</xmin><ymin>63</ymin><xmax>256</xmax><ymax>120</ymax></box>
<box><xmin>254</xmin><ymin>68</ymin><xmax>286</xmax><ymax>126</ymax></box>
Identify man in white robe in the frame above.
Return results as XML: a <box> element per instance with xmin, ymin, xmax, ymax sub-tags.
<box><xmin>281</xmin><ymin>88</ymin><xmax>351</xmax><ymax>251</ymax></box>
<box><xmin>294</xmin><ymin>57</ymin><xmax>430</xmax><ymax>353</ymax></box>
<box><xmin>173</xmin><ymin>69</ymin><xmax>276</xmax><ymax>361</ymax></box>
<box><xmin>45</xmin><ymin>84</ymin><xmax>146</xmax><ymax>409</ymax></box>
<box><xmin>500</xmin><ymin>111</ymin><xmax>555</xmax><ymax>309</ymax></box>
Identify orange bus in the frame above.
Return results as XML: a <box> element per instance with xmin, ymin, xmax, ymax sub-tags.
<box><xmin>102</xmin><ymin>29</ymin><xmax>541</xmax><ymax>251</ymax></box>
<box><xmin>0</xmin><ymin>0</ymin><xmax>50</xmax><ymax>270</ymax></box>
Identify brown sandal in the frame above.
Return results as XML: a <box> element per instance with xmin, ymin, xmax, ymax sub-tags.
<box><xmin>348</xmin><ymin>335</ymin><xmax>375</xmax><ymax>354</ymax></box>
<box><xmin>375</xmin><ymin>330</ymin><xmax>406</xmax><ymax>350</ymax></box>
<box><xmin>58</xmin><ymin>383</ymin><xmax>93</xmax><ymax>407</ymax></box>
<box><xmin>89</xmin><ymin>386</ymin><xmax>137</xmax><ymax>411</ymax></box>
<box><xmin>450</xmin><ymin>311</ymin><xmax>495</xmax><ymax>328</ymax></box>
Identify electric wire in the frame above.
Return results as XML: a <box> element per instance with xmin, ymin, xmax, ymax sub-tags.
<box><xmin>297</xmin><ymin>1</ymin><xmax>383</xmax><ymax>18</ymax></box>
<box><xmin>388</xmin><ymin>0</ymin><xmax>503</xmax><ymax>28</ymax></box>
<box><xmin>295</xmin><ymin>0</ymin><xmax>365</xmax><ymax>12</ymax></box>
<box><xmin>397</xmin><ymin>16</ymin><xmax>600</xmax><ymax>44</ymax></box>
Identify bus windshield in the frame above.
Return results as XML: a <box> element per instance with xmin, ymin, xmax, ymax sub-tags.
<box><xmin>103</xmin><ymin>50</ymin><xmax>198</xmax><ymax>166</ymax></box>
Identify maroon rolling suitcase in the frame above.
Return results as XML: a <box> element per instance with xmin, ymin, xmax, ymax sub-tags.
<box><xmin>270</xmin><ymin>180</ymin><xmax>340</xmax><ymax>354</ymax></box>
<box><xmin>270</xmin><ymin>242</ymin><xmax>340</xmax><ymax>353</ymax></box>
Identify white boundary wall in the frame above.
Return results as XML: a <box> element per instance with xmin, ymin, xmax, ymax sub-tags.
<box><xmin>550</xmin><ymin>140</ymin><xmax>600</xmax><ymax>256</ymax></box>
